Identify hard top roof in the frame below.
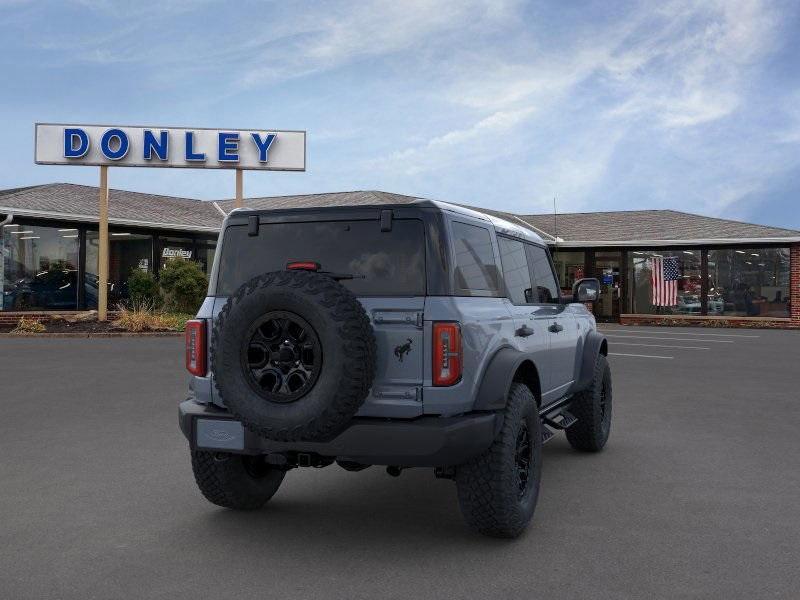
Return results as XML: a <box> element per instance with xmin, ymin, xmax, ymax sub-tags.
<box><xmin>227</xmin><ymin>194</ymin><xmax>545</xmax><ymax>244</ymax></box>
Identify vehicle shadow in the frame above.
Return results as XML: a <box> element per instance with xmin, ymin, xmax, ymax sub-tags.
<box><xmin>180</xmin><ymin>442</ymin><xmax>576</xmax><ymax>553</ymax></box>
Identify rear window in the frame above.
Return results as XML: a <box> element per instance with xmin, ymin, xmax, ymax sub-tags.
<box><xmin>215</xmin><ymin>219</ymin><xmax>425</xmax><ymax>296</ymax></box>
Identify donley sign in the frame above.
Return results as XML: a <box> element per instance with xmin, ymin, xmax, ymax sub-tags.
<box><xmin>33</xmin><ymin>122</ymin><xmax>306</xmax><ymax>320</ymax></box>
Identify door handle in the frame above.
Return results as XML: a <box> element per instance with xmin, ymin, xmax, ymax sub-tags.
<box><xmin>548</xmin><ymin>322</ymin><xmax>563</xmax><ymax>333</ymax></box>
<box><xmin>515</xmin><ymin>325</ymin><xmax>534</xmax><ymax>338</ymax></box>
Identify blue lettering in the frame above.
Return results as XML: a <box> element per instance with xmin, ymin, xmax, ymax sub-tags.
<box><xmin>218</xmin><ymin>132</ymin><xmax>239</xmax><ymax>162</ymax></box>
<box><xmin>185</xmin><ymin>131</ymin><xmax>205</xmax><ymax>161</ymax></box>
<box><xmin>100</xmin><ymin>128</ymin><xmax>129</xmax><ymax>160</ymax></box>
<box><xmin>143</xmin><ymin>130</ymin><xmax>168</xmax><ymax>160</ymax></box>
<box><xmin>64</xmin><ymin>128</ymin><xmax>89</xmax><ymax>158</ymax></box>
<box><xmin>251</xmin><ymin>133</ymin><xmax>276</xmax><ymax>162</ymax></box>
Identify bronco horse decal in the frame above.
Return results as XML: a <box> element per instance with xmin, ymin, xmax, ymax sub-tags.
<box><xmin>394</xmin><ymin>338</ymin><xmax>413</xmax><ymax>362</ymax></box>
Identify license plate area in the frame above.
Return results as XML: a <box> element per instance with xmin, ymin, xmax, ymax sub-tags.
<box><xmin>195</xmin><ymin>418</ymin><xmax>245</xmax><ymax>451</ymax></box>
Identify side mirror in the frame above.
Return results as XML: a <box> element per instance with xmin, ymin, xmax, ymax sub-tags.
<box><xmin>573</xmin><ymin>278</ymin><xmax>600</xmax><ymax>303</ymax></box>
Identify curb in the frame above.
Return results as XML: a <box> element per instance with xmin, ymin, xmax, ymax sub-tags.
<box><xmin>0</xmin><ymin>332</ymin><xmax>183</xmax><ymax>338</ymax></box>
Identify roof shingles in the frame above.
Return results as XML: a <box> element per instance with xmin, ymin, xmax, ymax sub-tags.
<box><xmin>1</xmin><ymin>184</ymin><xmax>797</xmax><ymax>243</ymax></box>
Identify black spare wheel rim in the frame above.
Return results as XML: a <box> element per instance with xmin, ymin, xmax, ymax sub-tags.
<box><xmin>514</xmin><ymin>422</ymin><xmax>532</xmax><ymax>499</ymax></box>
<box><xmin>243</xmin><ymin>311</ymin><xmax>322</xmax><ymax>403</ymax></box>
<box><xmin>211</xmin><ymin>270</ymin><xmax>377</xmax><ymax>443</ymax></box>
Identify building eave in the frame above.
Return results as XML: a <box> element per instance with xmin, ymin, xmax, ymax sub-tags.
<box><xmin>0</xmin><ymin>206</ymin><xmax>221</xmax><ymax>234</ymax></box>
<box><xmin>547</xmin><ymin>237</ymin><xmax>800</xmax><ymax>247</ymax></box>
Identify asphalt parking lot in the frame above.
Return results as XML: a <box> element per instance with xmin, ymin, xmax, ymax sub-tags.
<box><xmin>1</xmin><ymin>327</ymin><xmax>799</xmax><ymax>600</ymax></box>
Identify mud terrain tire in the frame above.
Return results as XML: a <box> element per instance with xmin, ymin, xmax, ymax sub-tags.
<box><xmin>191</xmin><ymin>451</ymin><xmax>285</xmax><ymax>509</ymax></box>
<box><xmin>566</xmin><ymin>353</ymin><xmax>612</xmax><ymax>452</ymax></box>
<box><xmin>212</xmin><ymin>270</ymin><xmax>376</xmax><ymax>442</ymax></box>
<box><xmin>455</xmin><ymin>383</ymin><xmax>542</xmax><ymax>538</ymax></box>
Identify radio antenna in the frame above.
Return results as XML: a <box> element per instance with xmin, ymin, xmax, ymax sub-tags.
<box><xmin>553</xmin><ymin>196</ymin><xmax>558</xmax><ymax>248</ymax></box>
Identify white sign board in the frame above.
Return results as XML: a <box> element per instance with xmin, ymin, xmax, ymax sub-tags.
<box><xmin>34</xmin><ymin>123</ymin><xmax>306</xmax><ymax>171</ymax></box>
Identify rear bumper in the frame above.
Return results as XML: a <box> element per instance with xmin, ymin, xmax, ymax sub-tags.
<box><xmin>179</xmin><ymin>399</ymin><xmax>498</xmax><ymax>467</ymax></box>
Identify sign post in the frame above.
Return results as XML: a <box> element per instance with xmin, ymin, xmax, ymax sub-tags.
<box><xmin>235</xmin><ymin>168</ymin><xmax>243</xmax><ymax>209</ymax></box>
<box><xmin>98</xmin><ymin>166</ymin><xmax>109</xmax><ymax>320</ymax></box>
<box><xmin>34</xmin><ymin>123</ymin><xmax>306</xmax><ymax>320</ymax></box>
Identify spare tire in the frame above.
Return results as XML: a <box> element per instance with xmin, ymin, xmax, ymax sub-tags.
<box><xmin>211</xmin><ymin>270</ymin><xmax>376</xmax><ymax>442</ymax></box>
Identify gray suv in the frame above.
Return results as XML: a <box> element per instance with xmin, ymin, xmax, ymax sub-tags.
<box><xmin>179</xmin><ymin>198</ymin><xmax>611</xmax><ymax>538</ymax></box>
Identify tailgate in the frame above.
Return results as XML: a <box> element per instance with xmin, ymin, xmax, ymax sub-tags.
<box><xmin>356</xmin><ymin>297</ymin><xmax>425</xmax><ymax>418</ymax></box>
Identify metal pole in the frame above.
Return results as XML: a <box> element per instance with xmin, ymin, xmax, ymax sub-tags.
<box><xmin>98</xmin><ymin>166</ymin><xmax>109</xmax><ymax>321</ymax></box>
<box><xmin>235</xmin><ymin>168</ymin><xmax>243</xmax><ymax>209</ymax></box>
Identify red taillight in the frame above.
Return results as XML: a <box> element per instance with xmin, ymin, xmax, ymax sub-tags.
<box><xmin>433</xmin><ymin>322</ymin><xmax>462</xmax><ymax>386</ymax></box>
<box><xmin>185</xmin><ymin>319</ymin><xmax>207</xmax><ymax>376</ymax></box>
<box><xmin>286</xmin><ymin>261</ymin><xmax>320</xmax><ymax>271</ymax></box>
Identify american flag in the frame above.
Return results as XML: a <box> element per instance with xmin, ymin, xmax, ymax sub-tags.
<box><xmin>651</xmin><ymin>256</ymin><xmax>679</xmax><ymax>306</ymax></box>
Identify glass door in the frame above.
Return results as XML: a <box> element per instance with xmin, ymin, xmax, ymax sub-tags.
<box><xmin>593</xmin><ymin>251</ymin><xmax>622</xmax><ymax>322</ymax></box>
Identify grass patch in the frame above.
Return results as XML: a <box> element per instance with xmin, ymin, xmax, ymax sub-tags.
<box><xmin>113</xmin><ymin>302</ymin><xmax>193</xmax><ymax>332</ymax></box>
<box><xmin>11</xmin><ymin>317</ymin><xmax>46</xmax><ymax>334</ymax></box>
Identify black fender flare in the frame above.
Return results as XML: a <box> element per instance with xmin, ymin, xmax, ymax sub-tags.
<box><xmin>473</xmin><ymin>347</ymin><xmax>539</xmax><ymax>411</ymax></box>
<box><xmin>573</xmin><ymin>331</ymin><xmax>608</xmax><ymax>392</ymax></box>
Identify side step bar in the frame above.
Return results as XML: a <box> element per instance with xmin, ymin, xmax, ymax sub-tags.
<box><xmin>538</xmin><ymin>395</ymin><xmax>577</xmax><ymax>444</ymax></box>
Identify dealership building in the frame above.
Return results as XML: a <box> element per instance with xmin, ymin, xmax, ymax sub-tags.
<box><xmin>1</xmin><ymin>183</ymin><xmax>799</xmax><ymax>328</ymax></box>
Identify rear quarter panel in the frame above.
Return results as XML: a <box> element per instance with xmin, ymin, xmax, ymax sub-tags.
<box><xmin>422</xmin><ymin>296</ymin><xmax>517</xmax><ymax>416</ymax></box>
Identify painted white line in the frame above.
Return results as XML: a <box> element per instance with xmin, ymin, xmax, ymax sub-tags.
<box><xmin>600</xmin><ymin>329</ymin><xmax>759</xmax><ymax>338</ymax></box>
<box><xmin>609</xmin><ymin>352</ymin><xmax>674</xmax><ymax>359</ymax></box>
<box><xmin>611</xmin><ymin>342</ymin><xmax>710</xmax><ymax>350</ymax></box>
<box><xmin>604</xmin><ymin>334</ymin><xmax>734</xmax><ymax>343</ymax></box>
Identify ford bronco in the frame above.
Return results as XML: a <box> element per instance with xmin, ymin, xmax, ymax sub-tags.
<box><xmin>179</xmin><ymin>196</ymin><xmax>611</xmax><ymax>538</ymax></box>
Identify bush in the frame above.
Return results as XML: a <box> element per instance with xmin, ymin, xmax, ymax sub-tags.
<box><xmin>127</xmin><ymin>269</ymin><xmax>161</xmax><ymax>307</ymax></box>
<box><xmin>113</xmin><ymin>301</ymin><xmax>193</xmax><ymax>332</ymax></box>
<box><xmin>159</xmin><ymin>259</ymin><xmax>208</xmax><ymax>314</ymax></box>
<box><xmin>11</xmin><ymin>317</ymin><xmax>46</xmax><ymax>334</ymax></box>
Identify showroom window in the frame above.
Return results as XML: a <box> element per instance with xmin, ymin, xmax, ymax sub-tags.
<box><xmin>707</xmin><ymin>248</ymin><xmax>790</xmax><ymax>317</ymax></box>
<box><xmin>85</xmin><ymin>230</ymin><xmax>153</xmax><ymax>308</ymax></box>
<box><xmin>159</xmin><ymin>236</ymin><xmax>195</xmax><ymax>272</ymax></box>
<box><xmin>1</xmin><ymin>223</ymin><xmax>80</xmax><ymax>311</ymax></box>
<box><xmin>551</xmin><ymin>251</ymin><xmax>586</xmax><ymax>292</ymax></box>
<box><xmin>629</xmin><ymin>249</ymin><xmax>702</xmax><ymax>315</ymax></box>
<box><xmin>196</xmin><ymin>240</ymin><xmax>218</xmax><ymax>274</ymax></box>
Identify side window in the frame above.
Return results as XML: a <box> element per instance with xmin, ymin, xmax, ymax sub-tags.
<box><xmin>498</xmin><ymin>237</ymin><xmax>533</xmax><ymax>304</ymax></box>
<box><xmin>526</xmin><ymin>244</ymin><xmax>560</xmax><ymax>304</ymax></box>
<box><xmin>451</xmin><ymin>222</ymin><xmax>500</xmax><ymax>292</ymax></box>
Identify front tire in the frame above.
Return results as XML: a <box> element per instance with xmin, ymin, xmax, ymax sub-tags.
<box><xmin>455</xmin><ymin>383</ymin><xmax>542</xmax><ymax>538</ymax></box>
<box><xmin>565</xmin><ymin>353</ymin><xmax>612</xmax><ymax>452</ymax></box>
<box><xmin>191</xmin><ymin>451</ymin><xmax>285</xmax><ymax>510</ymax></box>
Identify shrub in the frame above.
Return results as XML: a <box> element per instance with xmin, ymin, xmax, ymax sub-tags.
<box><xmin>159</xmin><ymin>259</ymin><xmax>208</xmax><ymax>314</ymax></box>
<box><xmin>127</xmin><ymin>269</ymin><xmax>161</xmax><ymax>307</ymax></box>
<box><xmin>113</xmin><ymin>301</ymin><xmax>190</xmax><ymax>332</ymax></box>
<box><xmin>11</xmin><ymin>317</ymin><xmax>46</xmax><ymax>334</ymax></box>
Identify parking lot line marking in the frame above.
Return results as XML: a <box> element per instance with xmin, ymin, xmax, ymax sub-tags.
<box><xmin>611</xmin><ymin>342</ymin><xmax>710</xmax><ymax>350</ymax></box>
<box><xmin>609</xmin><ymin>352</ymin><xmax>674</xmax><ymax>359</ymax></box>
<box><xmin>604</xmin><ymin>334</ymin><xmax>734</xmax><ymax>343</ymax></box>
<box><xmin>600</xmin><ymin>329</ymin><xmax>759</xmax><ymax>338</ymax></box>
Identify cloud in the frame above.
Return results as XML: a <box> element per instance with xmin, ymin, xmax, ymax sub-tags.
<box><xmin>376</xmin><ymin>106</ymin><xmax>536</xmax><ymax>175</ymax></box>
<box><xmin>238</xmin><ymin>0</ymin><xmax>521</xmax><ymax>88</ymax></box>
<box><xmin>0</xmin><ymin>0</ymin><xmax>798</xmax><ymax>227</ymax></box>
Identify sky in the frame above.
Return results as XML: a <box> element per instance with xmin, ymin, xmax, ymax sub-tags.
<box><xmin>1</xmin><ymin>0</ymin><xmax>799</xmax><ymax>228</ymax></box>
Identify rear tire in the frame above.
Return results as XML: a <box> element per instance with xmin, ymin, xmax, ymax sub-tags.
<box><xmin>455</xmin><ymin>383</ymin><xmax>542</xmax><ymax>538</ymax></box>
<box><xmin>566</xmin><ymin>354</ymin><xmax>612</xmax><ymax>452</ymax></box>
<box><xmin>191</xmin><ymin>451</ymin><xmax>285</xmax><ymax>510</ymax></box>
